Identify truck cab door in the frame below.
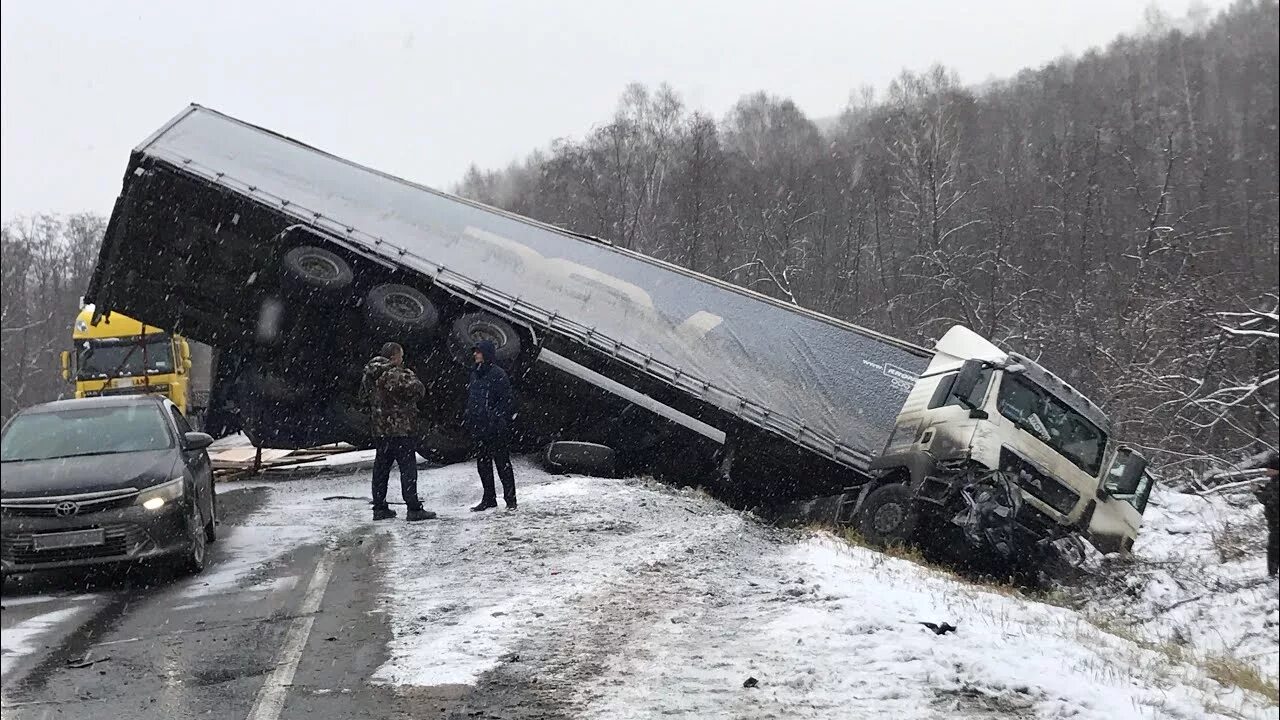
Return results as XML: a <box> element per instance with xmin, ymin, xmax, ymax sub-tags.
<box><xmin>1088</xmin><ymin>446</ymin><xmax>1151</xmax><ymax>553</ymax></box>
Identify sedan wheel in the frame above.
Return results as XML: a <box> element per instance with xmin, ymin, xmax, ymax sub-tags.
<box><xmin>183</xmin><ymin>503</ymin><xmax>208</xmax><ymax>575</ymax></box>
<box><xmin>204</xmin><ymin>492</ymin><xmax>219</xmax><ymax>543</ymax></box>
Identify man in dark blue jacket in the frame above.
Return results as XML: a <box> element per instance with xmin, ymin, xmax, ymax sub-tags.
<box><xmin>465</xmin><ymin>340</ymin><xmax>517</xmax><ymax>511</ymax></box>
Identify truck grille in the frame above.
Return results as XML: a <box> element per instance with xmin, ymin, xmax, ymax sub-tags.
<box><xmin>999</xmin><ymin>448</ymin><xmax>1080</xmax><ymax>516</ymax></box>
<box><xmin>1</xmin><ymin>523</ymin><xmax>150</xmax><ymax>566</ymax></box>
<box><xmin>82</xmin><ymin>384</ymin><xmax>170</xmax><ymax>398</ymax></box>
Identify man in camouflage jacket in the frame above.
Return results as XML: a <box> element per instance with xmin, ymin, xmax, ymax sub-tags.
<box><xmin>361</xmin><ymin>342</ymin><xmax>436</xmax><ymax>521</ymax></box>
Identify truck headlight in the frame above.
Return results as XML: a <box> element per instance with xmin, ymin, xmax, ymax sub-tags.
<box><xmin>137</xmin><ymin>478</ymin><xmax>185</xmax><ymax>510</ymax></box>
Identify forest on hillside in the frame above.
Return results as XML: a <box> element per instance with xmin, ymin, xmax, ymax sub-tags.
<box><xmin>3</xmin><ymin>1</ymin><xmax>1276</xmax><ymax>473</ymax></box>
<box><xmin>454</xmin><ymin>0</ymin><xmax>1279</xmax><ymax>470</ymax></box>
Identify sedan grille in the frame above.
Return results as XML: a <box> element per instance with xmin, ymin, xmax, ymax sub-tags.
<box><xmin>1</xmin><ymin>488</ymin><xmax>139</xmax><ymax>517</ymax></box>
<box><xmin>1</xmin><ymin>523</ymin><xmax>151</xmax><ymax>566</ymax></box>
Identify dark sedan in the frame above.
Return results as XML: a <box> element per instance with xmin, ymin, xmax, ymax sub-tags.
<box><xmin>1</xmin><ymin>396</ymin><xmax>217</xmax><ymax>583</ymax></box>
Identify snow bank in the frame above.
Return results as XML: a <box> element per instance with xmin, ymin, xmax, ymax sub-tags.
<box><xmin>1083</xmin><ymin>488</ymin><xmax>1279</xmax><ymax>678</ymax></box>
<box><xmin>365</xmin><ymin>466</ymin><xmax>1275</xmax><ymax>719</ymax></box>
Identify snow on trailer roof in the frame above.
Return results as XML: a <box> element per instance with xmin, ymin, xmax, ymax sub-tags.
<box><xmin>134</xmin><ymin>104</ymin><xmax>933</xmax><ymax>468</ymax></box>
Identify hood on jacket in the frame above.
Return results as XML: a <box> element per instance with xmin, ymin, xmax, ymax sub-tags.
<box><xmin>364</xmin><ymin>354</ymin><xmax>395</xmax><ymax>381</ymax></box>
<box><xmin>473</xmin><ymin>340</ymin><xmax>498</xmax><ymax>365</ymax></box>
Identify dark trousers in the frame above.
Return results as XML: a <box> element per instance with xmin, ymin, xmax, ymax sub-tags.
<box><xmin>372</xmin><ymin>436</ymin><xmax>421</xmax><ymax>511</ymax></box>
<box><xmin>476</xmin><ymin>435</ymin><xmax>516</xmax><ymax>505</ymax></box>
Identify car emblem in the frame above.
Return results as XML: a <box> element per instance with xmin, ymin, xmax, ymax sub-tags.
<box><xmin>54</xmin><ymin>501</ymin><xmax>80</xmax><ymax>517</ymax></box>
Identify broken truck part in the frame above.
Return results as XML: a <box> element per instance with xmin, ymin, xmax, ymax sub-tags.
<box><xmin>84</xmin><ymin>104</ymin><xmax>1153</xmax><ymax>561</ymax></box>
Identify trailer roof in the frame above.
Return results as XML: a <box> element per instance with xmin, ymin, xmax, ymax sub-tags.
<box><xmin>134</xmin><ymin>104</ymin><xmax>934</xmax><ymax>467</ymax></box>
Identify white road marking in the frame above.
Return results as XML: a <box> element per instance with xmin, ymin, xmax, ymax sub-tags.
<box><xmin>245</xmin><ymin>545</ymin><xmax>337</xmax><ymax>720</ymax></box>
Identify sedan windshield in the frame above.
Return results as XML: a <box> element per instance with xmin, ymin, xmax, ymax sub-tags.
<box><xmin>996</xmin><ymin>375</ymin><xmax>1107</xmax><ymax>476</ymax></box>
<box><xmin>77</xmin><ymin>337</ymin><xmax>174</xmax><ymax>379</ymax></box>
<box><xmin>1</xmin><ymin>404</ymin><xmax>173</xmax><ymax>462</ymax></box>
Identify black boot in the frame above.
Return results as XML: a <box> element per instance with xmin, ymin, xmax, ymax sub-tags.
<box><xmin>471</xmin><ymin>500</ymin><xmax>497</xmax><ymax>512</ymax></box>
<box><xmin>373</xmin><ymin>506</ymin><xmax>397</xmax><ymax>521</ymax></box>
<box><xmin>406</xmin><ymin>508</ymin><xmax>437</xmax><ymax>522</ymax></box>
<box><xmin>505</xmin><ymin>501</ymin><xmax>517</xmax><ymax>510</ymax></box>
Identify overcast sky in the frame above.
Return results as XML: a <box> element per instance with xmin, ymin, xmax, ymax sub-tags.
<box><xmin>1</xmin><ymin>0</ymin><xmax>1223</xmax><ymax>218</ymax></box>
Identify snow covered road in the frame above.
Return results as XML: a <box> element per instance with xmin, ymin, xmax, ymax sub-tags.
<box><xmin>2</xmin><ymin>459</ymin><xmax>1276</xmax><ymax>719</ymax></box>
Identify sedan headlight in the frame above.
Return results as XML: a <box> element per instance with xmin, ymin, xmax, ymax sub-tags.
<box><xmin>137</xmin><ymin>477</ymin><xmax>185</xmax><ymax>510</ymax></box>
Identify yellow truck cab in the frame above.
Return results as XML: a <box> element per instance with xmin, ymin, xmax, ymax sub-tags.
<box><xmin>61</xmin><ymin>306</ymin><xmax>196</xmax><ymax>416</ymax></box>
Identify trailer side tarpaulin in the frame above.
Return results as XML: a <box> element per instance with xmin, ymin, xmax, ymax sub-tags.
<box><xmin>132</xmin><ymin>106</ymin><xmax>932</xmax><ymax>467</ymax></box>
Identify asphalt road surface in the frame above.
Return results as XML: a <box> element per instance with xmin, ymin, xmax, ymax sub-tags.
<box><xmin>0</xmin><ymin>486</ymin><xmax>466</xmax><ymax>720</ymax></box>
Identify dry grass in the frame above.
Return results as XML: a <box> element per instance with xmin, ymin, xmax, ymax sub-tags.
<box><xmin>1208</xmin><ymin>514</ymin><xmax>1262</xmax><ymax>563</ymax></box>
<box><xmin>1203</xmin><ymin>655</ymin><xmax>1280</xmax><ymax>705</ymax></box>
<box><xmin>1084</xmin><ymin>613</ymin><xmax>1279</xmax><ymax>707</ymax></box>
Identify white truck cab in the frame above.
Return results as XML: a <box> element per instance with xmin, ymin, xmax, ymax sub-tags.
<box><xmin>862</xmin><ymin>326</ymin><xmax>1151</xmax><ymax>558</ymax></box>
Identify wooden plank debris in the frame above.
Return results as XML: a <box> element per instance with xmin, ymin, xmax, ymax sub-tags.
<box><xmin>210</xmin><ymin>442</ymin><xmax>360</xmax><ymax>481</ymax></box>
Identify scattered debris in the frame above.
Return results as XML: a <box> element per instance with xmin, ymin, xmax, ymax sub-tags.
<box><xmin>66</xmin><ymin>652</ymin><xmax>111</xmax><ymax>669</ymax></box>
<box><xmin>208</xmin><ymin>440</ymin><xmax>381</xmax><ymax>481</ymax></box>
<box><xmin>919</xmin><ymin>621</ymin><xmax>958</xmax><ymax>636</ymax></box>
<box><xmin>743</xmin><ymin>676</ymin><xmax>759</xmax><ymax>689</ymax></box>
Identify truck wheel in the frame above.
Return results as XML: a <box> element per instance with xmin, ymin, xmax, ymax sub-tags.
<box><xmin>857</xmin><ymin>483</ymin><xmax>918</xmax><ymax>548</ymax></box>
<box><xmin>364</xmin><ymin>284</ymin><xmax>439</xmax><ymax>336</ymax></box>
<box><xmin>417</xmin><ymin>425</ymin><xmax>474</xmax><ymax>464</ymax></box>
<box><xmin>448</xmin><ymin>313</ymin><xmax>521</xmax><ymax>367</ymax></box>
<box><xmin>245</xmin><ymin>370</ymin><xmax>310</xmax><ymax>405</ymax></box>
<box><xmin>330</xmin><ymin>400</ymin><xmax>373</xmax><ymax>448</ymax></box>
<box><xmin>543</xmin><ymin>441</ymin><xmax>617</xmax><ymax>477</ymax></box>
<box><xmin>281</xmin><ymin>245</ymin><xmax>353</xmax><ymax>295</ymax></box>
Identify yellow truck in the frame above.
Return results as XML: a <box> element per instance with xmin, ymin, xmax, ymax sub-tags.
<box><xmin>61</xmin><ymin>306</ymin><xmax>212</xmax><ymax>422</ymax></box>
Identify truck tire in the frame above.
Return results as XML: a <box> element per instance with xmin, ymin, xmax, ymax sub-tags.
<box><xmin>856</xmin><ymin>483</ymin><xmax>918</xmax><ymax>548</ymax></box>
<box><xmin>364</xmin><ymin>284</ymin><xmax>439</xmax><ymax>336</ymax></box>
<box><xmin>417</xmin><ymin>425</ymin><xmax>474</xmax><ymax>465</ymax></box>
<box><xmin>245</xmin><ymin>370</ymin><xmax>310</xmax><ymax>405</ymax></box>
<box><xmin>281</xmin><ymin>245</ymin><xmax>353</xmax><ymax>296</ymax></box>
<box><xmin>448</xmin><ymin>313</ymin><xmax>521</xmax><ymax>367</ymax></box>
<box><xmin>543</xmin><ymin>441</ymin><xmax>617</xmax><ymax>477</ymax></box>
<box><xmin>330</xmin><ymin>400</ymin><xmax>374</xmax><ymax>449</ymax></box>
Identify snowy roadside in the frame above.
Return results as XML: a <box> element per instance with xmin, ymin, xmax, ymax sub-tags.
<box><xmin>206</xmin><ymin>458</ymin><xmax>1277</xmax><ymax>718</ymax></box>
<box><xmin>1080</xmin><ymin>488</ymin><xmax>1279</xmax><ymax>679</ymax></box>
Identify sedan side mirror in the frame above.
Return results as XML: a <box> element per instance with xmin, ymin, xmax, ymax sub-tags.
<box><xmin>183</xmin><ymin>432</ymin><xmax>214</xmax><ymax>451</ymax></box>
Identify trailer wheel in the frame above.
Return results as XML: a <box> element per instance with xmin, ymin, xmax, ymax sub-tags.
<box><xmin>364</xmin><ymin>284</ymin><xmax>439</xmax><ymax>336</ymax></box>
<box><xmin>448</xmin><ymin>313</ymin><xmax>521</xmax><ymax>367</ymax></box>
<box><xmin>281</xmin><ymin>245</ymin><xmax>353</xmax><ymax>295</ymax></box>
<box><xmin>857</xmin><ymin>483</ymin><xmax>918</xmax><ymax>548</ymax></box>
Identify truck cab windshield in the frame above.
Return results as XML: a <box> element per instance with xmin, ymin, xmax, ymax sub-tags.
<box><xmin>78</xmin><ymin>337</ymin><xmax>174</xmax><ymax>379</ymax></box>
<box><xmin>997</xmin><ymin>375</ymin><xmax>1107</xmax><ymax>476</ymax></box>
